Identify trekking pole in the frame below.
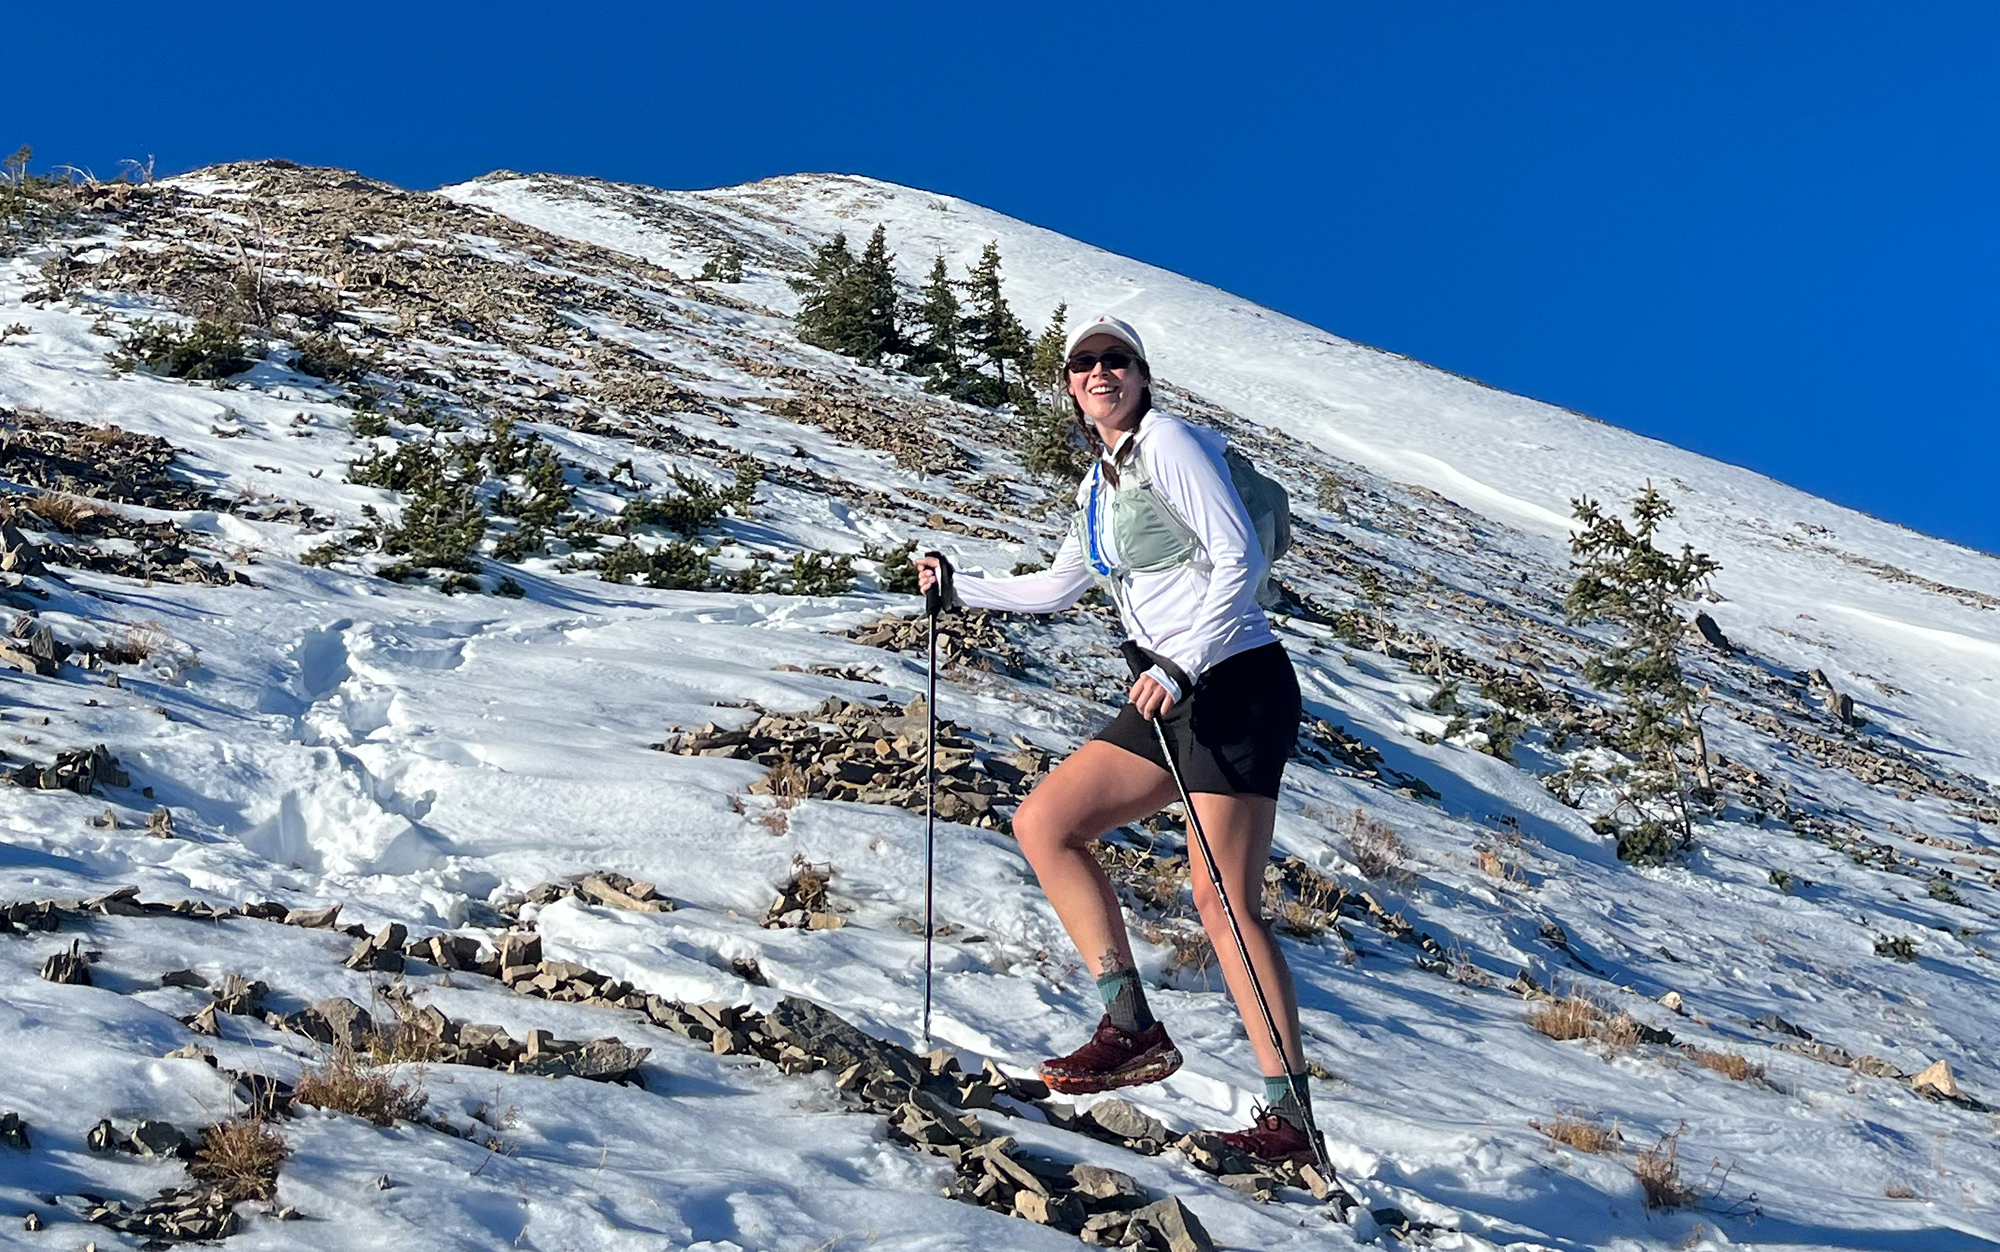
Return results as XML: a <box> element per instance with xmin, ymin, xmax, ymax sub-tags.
<box><xmin>921</xmin><ymin>553</ymin><xmax>951</xmax><ymax>1046</ymax></box>
<box><xmin>1119</xmin><ymin>640</ymin><xmax>1333</xmax><ymax>1181</ymax></box>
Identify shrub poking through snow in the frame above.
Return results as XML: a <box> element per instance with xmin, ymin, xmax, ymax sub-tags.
<box><xmin>765</xmin><ymin>857</ymin><xmax>843</xmax><ymax>930</ymax></box>
<box><xmin>13</xmin><ymin>492</ymin><xmax>104</xmax><ymax>531</ymax></box>
<box><xmin>1532</xmin><ymin>1115</ymin><xmax>1620</xmax><ymax>1154</ymax></box>
<box><xmin>1687</xmin><ymin>1048</ymin><xmax>1763</xmax><ymax>1082</ymax></box>
<box><xmin>865</xmin><ymin>539</ymin><xmax>923</xmax><ymax>594</ymax></box>
<box><xmin>621</xmin><ymin>462</ymin><xmax>757</xmax><ymax>537</ymax></box>
<box><xmin>594</xmin><ymin>539</ymin><xmax>709</xmax><ymax>589</ymax></box>
<box><xmin>1346</xmin><ymin>808</ymin><xmax>1414</xmax><ymax>883</ymax></box>
<box><xmin>697</xmin><ymin>243</ymin><xmax>745</xmax><ymax>283</ymax></box>
<box><xmin>1530</xmin><ymin>995</ymin><xmax>1606</xmax><ymax>1042</ymax></box>
<box><xmin>114</xmin><ymin>318</ymin><xmax>253</xmax><ymax>380</ymax></box>
<box><xmin>1263</xmin><ymin>855</ymin><xmax>1347</xmax><ymax>941</ymax></box>
<box><xmin>1634</xmin><ymin>1128</ymin><xmax>1696</xmax><ymax>1210</ymax></box>
<box><xmin>291</xmin><ymin>332</ymin><xmax>368</xmax><ymax>382</ymax></box>
<box><xmin>189</xmin><ymin>1119</ymin><xmax>287</xmax><ymax>1201</ymax></box>
<box><xmin>1529</xmin><ymin>995</ymin><xmax>1671</xmax><ymax>1052</ymax></box>
<box><xmin>293</xmin><ymin>1043</ymin><xmax>428</xmax><ymax>1126</ymax></box>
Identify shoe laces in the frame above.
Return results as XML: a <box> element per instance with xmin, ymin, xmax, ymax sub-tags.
<box><xmin>1235</xmin><ymin>1103</ymin><xmax>1290</xmax><ymax>1134</ymax></box>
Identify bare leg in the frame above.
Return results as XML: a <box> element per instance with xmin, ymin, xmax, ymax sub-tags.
<box><xmin>1186</xmin><ymin>792</ymin><xmax>1304</xmax><ymax>1078</ymax></box>
<box><xmin>1011</xmin><ymin>740</ymin><xmax>1179</xmax><ymax>976</ymax></box>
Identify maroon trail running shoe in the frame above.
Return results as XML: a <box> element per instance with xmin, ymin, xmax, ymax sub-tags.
<box><xmin>1213</xmin><ymin>1106</ymin><xmax>1328</xmax><ymax>1167</ymax></box>
<box><xmin>1038</xmin><ymin>1016</ymin><xmax>1183</xmax><ymax>1095</ymax></box>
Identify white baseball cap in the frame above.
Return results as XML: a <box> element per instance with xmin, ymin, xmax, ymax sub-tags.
<box><xmin>1063</xmin><ymin>314</ymin><xmax>1146</xmax><ymax>363</ymax></box>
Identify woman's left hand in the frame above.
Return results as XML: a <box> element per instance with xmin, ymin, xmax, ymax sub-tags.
<box><xmin>1128</xmin><ymin>673</ymin><xmax>1176</xmax><ymax>721</ymax></box>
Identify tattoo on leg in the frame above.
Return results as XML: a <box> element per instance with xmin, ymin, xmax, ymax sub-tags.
<box><xmin>1099</xmin><ymin>949</ymin><xmax>1134</xmax><ymax>976</ymax></box>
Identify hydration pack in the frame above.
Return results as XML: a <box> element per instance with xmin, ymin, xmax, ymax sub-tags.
<box><xmin>1077</xmin><ymin>441</ymin><xmax>1292</xmax><ymax>606</ymax></box>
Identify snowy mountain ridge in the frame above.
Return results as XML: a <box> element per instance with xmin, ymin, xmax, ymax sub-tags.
<box><xmin>0</xmin><ymin>161</ymin><xmax>1993</xmax><ymax>1252</ymax></box>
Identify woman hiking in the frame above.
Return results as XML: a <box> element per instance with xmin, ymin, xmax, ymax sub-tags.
<box><xmin>916</xmin><ymin>314</ymin><xmax>1319</xmax><ymax>1165</ymax></box>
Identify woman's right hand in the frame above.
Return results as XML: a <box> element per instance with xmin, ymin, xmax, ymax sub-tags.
<box><xmin>915</xmin><ymin>553</ymin><xmax>944</xmax><ymax>594</ymax></box>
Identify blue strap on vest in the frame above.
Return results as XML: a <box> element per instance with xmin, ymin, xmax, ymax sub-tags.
<box><xmin>1084</xmin><ymin>465</ymin><xmax>1113</xmax><ymax>578</ymax></box>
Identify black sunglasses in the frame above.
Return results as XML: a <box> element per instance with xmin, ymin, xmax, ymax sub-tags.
<box><xmin>1065</xmin><ymin>350</ymin><xmax>1138</xmax><ymax>375</ymax></box>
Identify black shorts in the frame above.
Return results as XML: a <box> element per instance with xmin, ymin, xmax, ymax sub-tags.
<box><xmin>1093</xmin><ymin>642</ymin><xmax>1301</xmax><ymax>799</ymax></box>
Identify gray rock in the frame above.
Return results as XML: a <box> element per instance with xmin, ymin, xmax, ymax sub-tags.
<box><xmin>1755</xmin><ymin>1012</ymin><xmax>1812</xmax><ymax>1040</ymax></box>
<box><xmin>129</xmin><ymin>1119</ymin><xmax>187</xmax><ymax>1157</ymax></box>
<box><xmin>764</xmin><ymin>996</ymin><xmax>926</xmax><ymax>1089</ymax></box>
<box><xmin>1070</xmin><ymin>1162</ymin><xmax>1143</xmax><ymax>1203</ymax></box>
<box><xmin>213</xmin><ymin>972</ymin><xmax>266</xmax><ymax>1015</ymax></box>
<box><xmin>1129</xmin><ymin>1196</ymin><xmax>1215</xmax><ymax>1252</ymax></box>
<box><xmin>1014</xmin><ymin>1189</ymin><xmax>1085</xmax><ymax>1232</ymax></box>
<box><xmin>1084</xmin><ymin>1098</ymin><xmax>1168</xmax><ymax>1143</ymax></box>
<box><xmin>310</xmin><ymin>996</ymin><xmax>375</xmax><ymax>1049</ymax></box>
<box><xmin>39</xmin><ymin>940</ymin><xmax>91</xmax><ymax>986</ymax></box>
<box><xmin>459</xmin><ymin>1022</ymin><xmax>512</xmax><ymax>1054</ymax></box>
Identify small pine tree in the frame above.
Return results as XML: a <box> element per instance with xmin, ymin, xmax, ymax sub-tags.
<box><xmin>960</xmin><ymin>241</ymin><xmax>1031</xmax><ymax>404</ymax></box>
<box><xmin>850</xmin><ymin>225</ymin><xmax>902</xmax><ymax>365</ymax></box>
<box><xmin>1020</xmin><ymin>304</ymin><xmax>1086</xmax><ymax>483</ymax></box>
<box><xmin>698</xmin><ymin>244</ymin><xmax>745</xmax><ymax>283</ymax></box>
<box><xmin>790</xmin><ymin>233</ymin><xmax>859</xmax><ymax>354</ymax></box>
<box><xmin>790</xmin><ymin>227</ymin><xmax>899</xmax><ymax>364</ymax></box>
<box><xmin>1029</xmin><ymin>302</ymin><xmax>1069</xmax><ymax>391</ymax></box>
<box><xmin>906</xmin><ymin>254</ymin><xmax>964</xmax><ymax>390</ymax></box>
<box><xmin>1565</xmin><ymin>484</ymin><xmax>1721</xmax><ymax>865</ymax></box>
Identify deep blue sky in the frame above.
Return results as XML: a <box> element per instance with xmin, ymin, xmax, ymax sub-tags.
<box><xmin>16</xmin><ymin>2</ymin><xmax>1999</xmax><ymax>555</ymax></box>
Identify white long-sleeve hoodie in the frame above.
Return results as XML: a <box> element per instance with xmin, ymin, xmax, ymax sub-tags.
<box><xmin>952</xmin><ymin>412</ymin><xmax>1276</xmax><ymax>695</ymax></box>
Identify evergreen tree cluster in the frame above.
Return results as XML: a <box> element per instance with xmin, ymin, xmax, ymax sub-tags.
<box><xmin>1563</xmin><ymin>485</ymin><xmax>1722</xmax><ymax>865</ymax></box>
<box><xmin>786</xmin><ymin>228</ymin><xmax>1087</xmax><ymax>482</ymax></box>
<box><xmin>791</xmin><ymin>227</ymin><xmax>902</xmax><ymax>365</ymax></box>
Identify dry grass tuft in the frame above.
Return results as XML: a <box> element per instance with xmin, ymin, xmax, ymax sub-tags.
<box><xmin>293</xmin><ymin>1044</ymin><xmax>428</xmax><ymax>1126</ymax></box>
<box><xmin>763</xmin><ymin>759</ymin><xmax>812</xmax><ymax>799</ymax></box>
<box><xmin>1688</xmin><ymin>1047</ymin><xmax>1763</xmax><ymax>1082</ymax></box>
<box><xmin>1449</xmin><ymin>948</ymin><xmax>1494</xmax><ymax>988</ymax></box>
<box><xmin>12</xmin><ymin>492</ymin><xmax>105</xmax><ymax>531</ymax></box>
<box><xmin>1475</xmin><ymin>844</ymin><xmax>1529</xmax><ymax>887</ymax></box>
<box><xmin>189</xmin><ymin>1118</ymin><xmax>288</xmax><ymax>1200</ymax></box>
<box><xmin>1529</xmin><ymin>995</ymin><xmax>1607</xmax><ymax>1042</ymax></box>
<box><xmin>1532</xmin><ymin>1115</ymin><xmax>1620</xmax><ymax>1154</ymax></box>
<box><xmin>1099</xmin><ymin>843</ymin><xmax>1189</xmax><ymax>914</ymax></box>
<box><xmin>363</xmin><ymin>1022</ymin><xmax>444</xmax><ymax>1067</ymax></box>
<box><xmin>1596</xmin><ymin>1012</ymin><xmax>1648</xmax><ymax>1050</ymax></box>
<box><xmin>783</xmin><ymin>857</ymin><xmax>833</xmax><ymax>912</ymax></box>
<box><xmin>1140</xmin><ymin>920</ymin><xmax>1217</xmax><ymax>981</ymax></box>
<box><xmin>1634</xmin><ymin>1129</ymin><xmax>1697</xmax><ymax>1210</ymax></box>
<box><xmin>1166</xmin><ymin>928</ymin><xmax>1215</xmax><ymax>976</ymax></box>
<box><xmin>1346</xmin><ymin>808</ymin><xmax>1414</xmax><ymax>883</ymax></box>
<box><xmin>1264</xmin><ymin>855</ymin><xmax>1346</xmax><ymax>940</ymax></box>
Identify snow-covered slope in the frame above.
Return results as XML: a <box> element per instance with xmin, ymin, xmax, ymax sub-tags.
<box><xmin>447</xmin><ymin>173</ymin><xmax>2000</xmax><ymax>789</ymax></box>
<box><xmin>0</xmin><ymin>163</ymin><xmax>1992</xmax><ymax>1252</ymax></box>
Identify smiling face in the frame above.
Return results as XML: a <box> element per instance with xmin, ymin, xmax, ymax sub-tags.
<box><xmin>1065</xmin><ymin>333</ymin><xmax>1149</xmax><ymax>438</ymax></box>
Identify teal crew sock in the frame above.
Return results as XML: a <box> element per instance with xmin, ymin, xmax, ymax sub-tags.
<box><xmin>1096</xmin><ymin>966</ymin><xmax>1156</xmax><ymax>1034</ymax></box>
<box><xmin>1264</xmin><ymin>1073</ymin><xmax>1313</xmax><ymax>1130</ymax></box>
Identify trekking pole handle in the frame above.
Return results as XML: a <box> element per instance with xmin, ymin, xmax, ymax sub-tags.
<box><xmin>923</xmin><ymin>551</ymin><xmax>952</xmax><ymax>618</ymax></box>
<box><xmin>1118</xmin><ymin>639</ymin><xmax>1150</xmax><ymax>682</ymax></box>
